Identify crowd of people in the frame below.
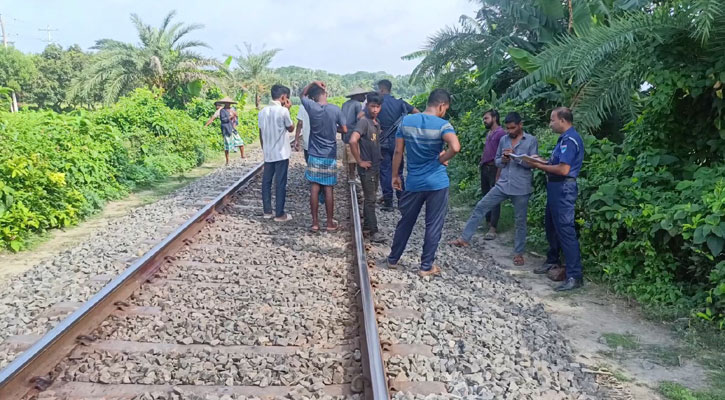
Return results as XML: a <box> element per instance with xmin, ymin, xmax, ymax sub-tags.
<box><xmin>216</xmin><ymin>79</ymin><xmax>585</xmax><ymax>292</ymax></box>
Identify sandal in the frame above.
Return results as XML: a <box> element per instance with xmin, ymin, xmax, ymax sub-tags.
<box><xmin>484</xmin><ymin>232</ymin><xmax>497</xmax><ymax>240</ymax></box>
<box><xmin>309</xmin><ymin>225</ymin><xmax>320</xmax><ymax>233</ymax></box>
<box><xmin>448</xmin><ymin>238</ymin><xmax>470</xmax><ymax>247</ymax></box>
<box><xmin>326</xmin><ymin>219</ymin><xmax>340</xmax><ymax>232</ymax></box>
<box><xmin>513</xmin><ymin>255</ymin><xmax>525</xmax><ymax>266</ymax></box>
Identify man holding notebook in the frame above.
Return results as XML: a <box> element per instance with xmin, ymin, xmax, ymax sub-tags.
<box><xmin>449</xmin><ymin>112</ymin><xmax>538</xmax><ymax>266</ymax></box>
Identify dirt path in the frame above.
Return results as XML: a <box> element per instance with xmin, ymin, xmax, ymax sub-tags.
<box><xmin>0</xmin><ymin>148</ymin><xmax>245</xmax><ymax>282</ymax></box>
<box><xmin>450</xmin><ymin>205</ymin><xmax>711</xmax><ymax>400</ymax></box>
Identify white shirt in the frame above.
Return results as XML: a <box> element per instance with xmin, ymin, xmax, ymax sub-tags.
<box><xmin>258</xmin><ymin>100</ymin><xmax>293</xmax><ymax>162</ymax></box>
<box><xmin>296</xmin><ymin>104</ymin><xmax>311</xmax><ymax>150</ymax></box>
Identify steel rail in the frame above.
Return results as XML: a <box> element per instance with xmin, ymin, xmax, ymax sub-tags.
<box><xmin>0</xmin><ymin>161</ymin><xmax>266</xmax><ymax>399</ymax></box>
<box><xmin>348</xmin><ymin>181</ymin><xmax>389</xmax><ymax>399</ymax></box>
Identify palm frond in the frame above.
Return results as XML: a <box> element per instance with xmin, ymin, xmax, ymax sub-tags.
<box><xmin>690</xmin><ymin>0</ymin><xmax>725</xmax><ymax>44</ymax></box>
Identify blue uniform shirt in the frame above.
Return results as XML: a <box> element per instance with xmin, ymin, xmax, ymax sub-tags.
<box><xmin>379</xmin><ymin>94</ymin><xmax>414</xmax><ymax>146</ymax></box>
<box><xmin>548</xmin><ymin>127</ymin><xmax>584</xmax><ymax>178</ymax></box>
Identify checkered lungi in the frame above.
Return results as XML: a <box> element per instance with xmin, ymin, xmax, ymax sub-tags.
<box><xmin>305</xmin><ymin>155</ymin><xmax>338</xmax><ymax>186</ymax></box>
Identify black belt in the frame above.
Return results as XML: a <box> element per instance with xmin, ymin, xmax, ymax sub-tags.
<box><xmin>547</xmin><ymin>176</ymin><xmax>576</xmax><ymax>183</ymax></box>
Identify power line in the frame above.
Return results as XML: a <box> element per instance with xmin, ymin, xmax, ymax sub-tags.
<box><xmin>38</xmin><ymin>24</ymin><xmax>58</xmax><ymax>44</ymax></box>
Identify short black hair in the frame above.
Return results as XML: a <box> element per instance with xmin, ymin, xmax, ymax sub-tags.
<box><xmin>504</xmin><ymin>112</ymin><xmax>522</xmax><ymax>124</ymax></box>
<box><xmin>427</xmin><ymin>88</ymin><xmax>451</xmax><ymax>107</ymax></box>
<box><xmin>270</xmin><ymin>84</ymin><xmax>290</xmax><ymax>100</ymax></box>
<box><xmin>366</xmin><ymin>92</ymin><xmax>382</xmax><ymax>105</ymax></box>
<box><xmin>307</xmin><ymin>83</ymin><xmax>325</xmax><ymax>102</ymax></box>
<box><xmin>553</xmin><ymin>107</ymin><xmax>574</xmax><ymax>123</ymax></box>
<box><xmin>377</xmin><ymin>79</ymin><xmax>392</xmax><ymax>92</ymax></box>
<box><xmin>484</xmin><ymin>109</ymin><xmax>500</xmax><ymax>124</ymax></box>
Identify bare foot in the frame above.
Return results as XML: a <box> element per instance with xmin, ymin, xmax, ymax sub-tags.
<box><xmin>513</xmin><ymin>254</ymin><xmax>525</xmax><ymax>266</ymax></box>
<box><xmin>448</xmin><ymin>238</ymin><xmax>469</xmax><ymax>247</ymax></box>
<box><xmin>419</xmin><ymin>265</ymin><xmax>441</xmax><ymax>277</ymax></box>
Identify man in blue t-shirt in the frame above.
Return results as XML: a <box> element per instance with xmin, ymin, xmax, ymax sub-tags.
<box><xmin>383</xmin><ymin>89</ymin><xmax>460</xmax><ymax>277</ymax></box>
<box><xmin>376</xmin><ymin>79</ymin><xmax>419</xmax><ymax>211</ymax></box>
<box><xmin>530</xmin><ymin>107</ymin><xmax>586</xmax><ymax>291</ymax></box>
<box><xmin>300</xmin><ymin>81</ymin><xmax>347</xmax><ymax>232</ymax></box>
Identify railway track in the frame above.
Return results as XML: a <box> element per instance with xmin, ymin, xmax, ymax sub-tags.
<box><xmin>0</xmin><ymin>153</ymin><xmax>402</xmax><ymax>399</ymax></box>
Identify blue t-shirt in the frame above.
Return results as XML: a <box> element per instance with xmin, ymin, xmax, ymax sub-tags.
<box><xmin>301</xmin><ymin>97</ymin><xmax>346</xmax><ymax>159</ymax></box>
<box><xmin>549</xmin><ymin>127</ymin><xmax>585</xmax><ymax>178</ymax></box>
<box><xmin>396</xmin><ymin>113</ymin><xmax>455</xmax><ymax>192</ymax></box>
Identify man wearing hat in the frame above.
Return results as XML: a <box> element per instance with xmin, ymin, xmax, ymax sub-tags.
<box><xmin>341</xmin><ymin>88</ymin><xmax>369</xmax><ymax>181</ymax></box>
<box><xmin>205</xmin><ymin>97</ymin><xmax>244</xmax><ymax>166</ymax></box>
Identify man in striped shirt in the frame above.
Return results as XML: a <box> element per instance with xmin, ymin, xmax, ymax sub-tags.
<box><xmin>383</xmin><ymin>89</ymin><xmax>460</xmax><ymax>277</ymax></box>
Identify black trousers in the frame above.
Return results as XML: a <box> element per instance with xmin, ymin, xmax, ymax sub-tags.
<box><xmin>479</xmin><ymin>163</ymin><xmax>500</xmax><ymax>228</ymax></box>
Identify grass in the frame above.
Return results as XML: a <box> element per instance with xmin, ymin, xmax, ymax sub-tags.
<box><xmin>659</xmin><ymin>381</ymin><xmax>725</xmax><ymax>400</ymax></box>
<box><xmin>600</xmin><ymin>332</ymin><xmax>641</xmax><ymax>350</ymax></box>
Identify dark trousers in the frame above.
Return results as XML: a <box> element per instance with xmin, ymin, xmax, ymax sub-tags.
<box><xmin>358</xmin><ymin>167</ymin><xmax>379</xmax><ymax>232</ymax></box>
<box><xmin>545</xmin><ymin>181</ymin><xmax>583</xmax><ymax>279</ymax></box>
<box><xmin>388</xmin><ymin>188</ymin><xmax>449</xmax><ymax>271</ymax></box>
<box><xmin>479</xmin><ymin>164</ymin><xmax>500</xmax><ymax>228</ymax></box>
<box><xmin>380</xmin><ymin>146</ymin><xmax>404</xmax><ymax>201</ymax></box>
<box><xmin>262</xmin><ymin>159</ymin><xmax>289</xmax><ymax>217</ymax></box>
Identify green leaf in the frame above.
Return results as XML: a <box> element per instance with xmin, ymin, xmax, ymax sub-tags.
<box><xmin>508</xmin><ymin>47</ymin><xmax>538</xmax><ymax>73</ymax></box>
<box><xmin>537</xmin><ymin>0</ymin><xmax>565</xmax><ymax>18</ymax></box>
<box><xmin>675</xmin><ymin>181</ymin><xmax>692</xmax><ymax>191</ymax></box>
<box><xmin>9</xmin><ymin>240</ymin><xmax>21</xmax><ymax>252</ymax></box>
<box><xmin>694</xmin><ymin>226</ymin><xmax>706</xmax><ymax>244</ymax></box>
<box><xmin>187</xmin><ymin>80</ymin><xmax>203</xmax><ymax>97</ymax></box>
<box><xmin>707</xmin><ymin>236</ymin><xmax>724</xmax><ymax>256</ymax></box>
<box><xmin>572</xmin><ymin>0</ymin><xmax>594</xmax><ymax>36</ymax></box>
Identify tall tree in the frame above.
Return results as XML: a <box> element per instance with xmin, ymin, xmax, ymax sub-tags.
<box><xmin>70</xmin><ymin>10</ymin><xmax>222</xmax><ymax>106</ymax></box>
<box><xmin>28</xmin><ymin>44</ymin><xmax>90</xmax><ymax>111</ymax></box>
<box><xmin>0</xmin><ymin>47</ymin><xmax>37</xmax><ymax>111</ymax></box>
<box><xmin>231</xmin><ymin>43</ymin><xmax>280</xmax><ymax>108</ymax></box>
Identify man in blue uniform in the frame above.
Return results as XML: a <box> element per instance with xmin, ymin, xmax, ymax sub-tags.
<box><xmin>376</xmin><ymin>79</ymin><xmax>419</xmax><ymax>211</ymax></box>
<box><xmin>531</xmin><ymin>107</ymin><xmax>585</xmax><ymax>291</ymax></box>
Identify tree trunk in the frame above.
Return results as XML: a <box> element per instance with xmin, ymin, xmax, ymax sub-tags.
<box><xmin>11</xmin><ymin>91</ymin><xmax>18</xmax><ymax>113</ymax></box>
<box><xmin>568</xmin><ymin>0</ymin><xmax>573</xmax><ymax>33</ymax></box>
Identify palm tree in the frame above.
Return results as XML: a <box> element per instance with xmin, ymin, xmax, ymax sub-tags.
<box><xmin>230</xmin><ymin>43</ymin><xmax>280</xmax><ymax>109</ymax></box>
<box><xmin>70</xmin><ymin>11</ymin><xmax>223</xmax><ymax>105</ymax></box>
<box><xmin>403</xmin><ymin>0</ymin><xmax>568</xmax><ymax>97</ymax></box>
<box><xmin>508</xmin><ymin>0</ymin><xmax>725</xmax><ymax>131</ymax></box>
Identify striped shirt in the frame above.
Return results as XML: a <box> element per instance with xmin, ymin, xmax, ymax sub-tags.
<box><xmin>396</xmin><ymin>113</ymin><xmax>456</xmax><ymax>192</ymax></box>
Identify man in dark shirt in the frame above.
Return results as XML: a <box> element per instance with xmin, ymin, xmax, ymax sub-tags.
<box><xmin>341</xmin><ymin>88</ymin><xmax>367</xmax><ymax>181</ymax></box>
<box><xmin>349</xmin><ymin>92</ymin><xmax>383</xmax><ymax>240</ymax></box>
<box><xmin>300</xmin><ymin>81</ymin><xmax>347</xmax><ymax>232</ymax></box>
<box><xmin>376</xmin><ymin>79</ymin><xmax>419</xmax><ymax>210</ymax></box>
<box><xmin>478</xmin><ymin>109</ymin><xmax>506</xmax><ymax>240</ymax></box>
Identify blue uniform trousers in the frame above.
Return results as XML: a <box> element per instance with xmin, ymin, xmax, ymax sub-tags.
<box><xmin>380</xmin><ymin>146</ymin><xmax>404</xmax><ymax>201</ymax></box>
<box><xmin>388</xmin><ymin>188</ymin><xmax>448</xmax><ymax>270</ymax></box>
<box><xmin>545</xmin><ymin>181</ymin><xmax>583</xmax><ymax>279</ymax></box>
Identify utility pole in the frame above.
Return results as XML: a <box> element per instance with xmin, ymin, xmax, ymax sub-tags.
<box><xmin>0</xmin><ymin>13</ymin><xmax>7</xmax><ymax>47</ymax></box>
<box><xmin>38</xmin><ymin>24</ymin><xmax>58</xmax><ymax>44</ymax></box>
<box><xmin>0</xmin><ymin>13</ymin><xmax>18</xmax><ymax>112</ymax></box>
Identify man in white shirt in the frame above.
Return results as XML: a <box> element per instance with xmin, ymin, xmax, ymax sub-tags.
<box><xmin>295</xmin><ymin>103</ymin><xmax>311</xmax><ymax>161</ymax></box>
<box><xmin>258</xmin><ymin>84</ymin><xmax>294</xmax><ymax>222</ymax></box>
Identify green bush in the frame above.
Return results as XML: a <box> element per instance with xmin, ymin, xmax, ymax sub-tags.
<box><xmin>0</xmin><ymin>88</ymin><xmax>222</xmax><ymax>251</ymax></box>
<box><xmin>449</xmin><ymin>93</ymin><xmax>725</xmax><ymax>327</ymax></box>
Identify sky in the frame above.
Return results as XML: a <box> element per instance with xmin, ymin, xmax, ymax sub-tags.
<box><xmin>3</xmin><ymin>0</ymin><xmax>476</xmax><ymax>76</ymax></box>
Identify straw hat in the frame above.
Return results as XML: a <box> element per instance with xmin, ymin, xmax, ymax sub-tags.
<box><xmin>346</xmin><ymin>87</ymin><xmax>370</xmax><ymax>98</ymax></box>
<box><xmin>214</xmin><ymin>96</ymin><xmax>237</xmax><ymax>105</ymax></box>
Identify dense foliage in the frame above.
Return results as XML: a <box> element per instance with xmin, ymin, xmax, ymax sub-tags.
<box><xmin>0</xmin><ymin>89</ymin><xmax>220</xmax><ymax>251</ymax></box>
<box><xmin>412</xmin><ymin>0</ymin><xmax>725</xmax><ymax>326</ymax></box>
<box><xmin>69</xmin><ymin>11</ymin><xmax>224</xmax><ymax>107</ymax></box>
